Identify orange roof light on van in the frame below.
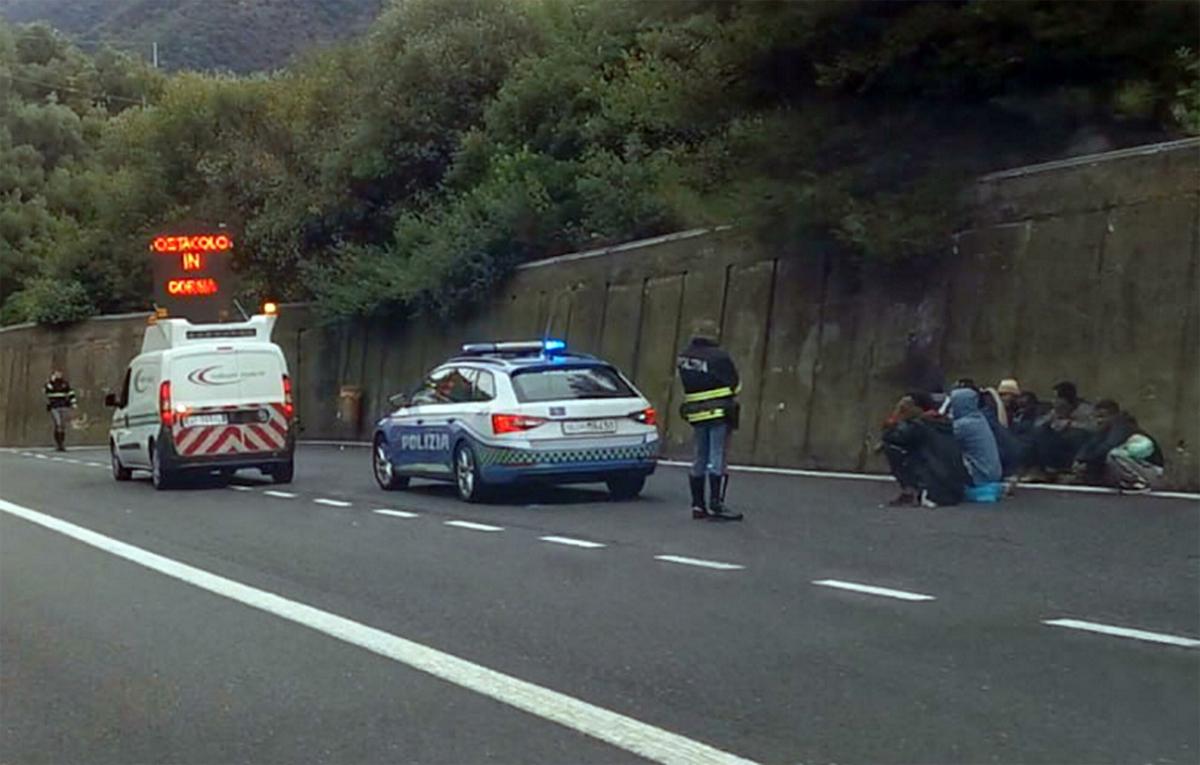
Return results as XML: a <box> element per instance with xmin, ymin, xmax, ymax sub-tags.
<box><xmin>263</xmin><ymin>301</ymin><xmax>278</xmax><ymax>316</ymax></box>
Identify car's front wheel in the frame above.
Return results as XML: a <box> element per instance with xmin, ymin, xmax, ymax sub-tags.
<box><xmin>454</xmin><ymin>442</ymin><xmax>487</xmax><ymax>503</ymax></box>
<box><xmin>373</xmin><ymin>437</ymin><xmax>409</xmax><ymax>490</ymax></box>
<box><xmin>607</xmin><ymin>474</ymin><xmax>646</xmax><ymax>501</ymax></box>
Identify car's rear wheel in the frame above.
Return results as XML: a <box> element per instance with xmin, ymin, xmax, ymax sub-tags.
<box><xmin>607</xmin><ymin>474</ymin><xmax>646</xmax><ymax>501</ymax></box>
<box><xmin>270</xmin><ymin>460</ymin><xmax>294</xmax><ymax>484</ymax></box>
<box><xmin>110</xmin><ymin>441</ymin><xmax>131</xmax><ymax>481</ymax></box>
<box><xmin>373</xmin><ymin>437</ymin><xmax>409</xmax><ymax>490</ymax></box>
<box><xmin>150</xmin><ymin>440</ymin><xmax>174</xmax><ymax>490</ymax></box>
<box><xmin>454</xmin><ymin>443</ymin><xmax>486</xmax><ymax>503</ymax></box>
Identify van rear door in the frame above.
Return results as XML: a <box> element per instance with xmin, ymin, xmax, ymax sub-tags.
<box><xmin>233</xmin><ymin>348</ymin><xmax>289</xmax><ymax>453</ymax></box>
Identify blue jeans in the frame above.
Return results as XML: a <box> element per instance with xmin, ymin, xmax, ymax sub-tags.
<box><xmin>691</xmin><ymin>421</ymin><xmax>729</xmax><ymax>478</ymax></box>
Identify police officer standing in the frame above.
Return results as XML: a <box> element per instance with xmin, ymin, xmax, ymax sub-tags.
<box><xmin>677</xmin><ymin>322</ymin><xmax>743</xmax><ymax>521</ymax></box>
<box><xmin>45</xmin><ymin>370</ymin><xmax>77</xmax><ymax>451</ymax></box>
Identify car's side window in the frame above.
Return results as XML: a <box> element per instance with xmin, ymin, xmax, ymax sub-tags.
<box><xmin>474</xmin><ymin>370</ymin><xmax>496</xmax><ymax>402</ymax></box>
<box><xmin>119</xmin><ymin>368</ymin><xmax>132</xmax><ymax>409</ymax></box>
<box><xmin>411</xmin><ymin>367</ymin><xmax>476</xmax><ymax>406</ymax></box>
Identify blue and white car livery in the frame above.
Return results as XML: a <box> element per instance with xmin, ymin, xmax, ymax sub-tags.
<box><xmin>372</xmin><ymin>341</ymin><xmax>659</xmax><ymax>502</ymax></box>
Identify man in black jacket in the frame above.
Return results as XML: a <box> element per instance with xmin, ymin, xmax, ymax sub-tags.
<box><xmin>881</xmin><ymin>392</ymin><xmax>969</xmax><ymax>507</ymax></box>
<box><xmin>1072</xmin><ymin>399</ymin><xmax>1165</xmax><ymax>490</ymax></box>
<box><xmin>44</xmin><ymin>370</ymin><xmax>77</xmax><ymax>451</ymax></box>
<box><xmin>677</xmin><ymin>326</ymin><xmax>742</xmax><ymax>520</ymax></box>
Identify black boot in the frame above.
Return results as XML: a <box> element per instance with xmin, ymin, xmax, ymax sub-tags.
<box><xmin>689</xmin><ymin>476</ymin><xmax>708</xmax><ymax>519</ymax></box>
<box><xmin>708</xmin><ymin>474</ymin><xmax>742</xmax><ymax>521</ymax></box>
<box><xmin>54</xmin><ymin>430</ymin><xmax>65</xmax><ymax>452</ymax></box>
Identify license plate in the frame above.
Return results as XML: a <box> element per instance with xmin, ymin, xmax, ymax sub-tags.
<box><xmin>562</xmin><ymin>419</ymin><xmax>617</xmax><ymax>435</ymax></box>
<box><xmin>185</xmin><ymin>413</ymin><xmax>228</xmax><ymax>427</ymax></box>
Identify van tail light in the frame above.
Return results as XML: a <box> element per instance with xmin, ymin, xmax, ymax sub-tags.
<box><xmin>282</xmin><ymin>374</ymin><xmax>294</xmax><ymax>420</ymax></box>
<box><xmin>159</xmin><ymin>381</ymin><xmax>174</xmax><ymax>427</ymax></box>
<box><xmin>632</xmin><ymin>407</ymin><xmax>657</xmax><ymax>426</ymax></box>
<box><xmin>492</xmin><ymin>414</ymin><xmax>547</xmax><ymax>435</ymax></box>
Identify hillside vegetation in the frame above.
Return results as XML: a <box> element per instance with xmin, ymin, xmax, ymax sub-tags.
<box><xmin>1</xmin><ymin>0</ymin><xmax>1197</xmax><ymax>326</ymax></box>
<box><xmin>0</xmin><ymin>0</ymin><xmax>382</xmax><ymax>73</ymax></box>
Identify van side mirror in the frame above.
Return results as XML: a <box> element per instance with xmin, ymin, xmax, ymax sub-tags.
<box><xmin>104</xmin><ymin>393</ymin><xmax>119</xmax><ymax>408</ymax></box>
<box><xmin>387</xmin><ymin>392</ymin><xmax>408</xmax><ymax>409</ymax></box>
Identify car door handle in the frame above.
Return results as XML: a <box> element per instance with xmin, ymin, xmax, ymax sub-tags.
<box><xmin>416</xmin><ymin>419</ymin><xmax>424</xmax><ymax>425</ymax></box>
<box><xmin>447</xmin><ymin>418</ymin><xmax>456</xmax><ymax>424</ymax></box>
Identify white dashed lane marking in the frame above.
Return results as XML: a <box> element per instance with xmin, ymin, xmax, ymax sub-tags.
<box><xmin>812</xmin><ymin>579</ymin><xmax>935</xmax><ymax>602</ymax></box>
<box><xmin>540</xmin><ymin>535</ymin><xmax>606</xmax><ymax>549</ymax></box>
<box><xmin>0</xmin><ymin>498</ymin><xmax>759</xmax><ymax>765</ymax></box>
<box><xmin>374</xmin><ymin>509</ymin><xmax>419</xmax><ymax>519</ymax></box>
<box><xmin>314</xmin><ymin>498</ymin><xmax>352</xmax><ymax>508</ymax></box>
<box><xmin>263</xmin><ymin>490</ymin><xmax>298</xmax><ymax>499</ymax></box>
<box><xmin>654</xmin><ymin>555</ymin><xmax>744</xmax><ymax>571</ymax></box>
<box><xmin>229</xmin><ymin>485</ymin><xmax>254</xmax><ymax>492</ymax></box>
<box><xmin>1044</xmin><ymin>619</ymin><xmax>1200</xmax><ymax>648</ymax></box>
<box><xmin>444</xmin><ymin>520</ymin><xmax>504</xmax><ymax>532</ymax></box>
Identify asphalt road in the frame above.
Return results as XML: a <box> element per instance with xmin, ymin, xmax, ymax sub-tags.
<box><xmin>1</xmin><ymin>444</ymin><xmax>1197</xmax><ymax>765</ymax></box>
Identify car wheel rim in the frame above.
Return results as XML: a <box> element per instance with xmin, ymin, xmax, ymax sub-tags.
<box><xmin>151</xmin><ymin>450</ymin><xmax>160</xmax><ymax>483</ymax></box>
<box><xmin>111</xmin><ymin>446</ymin><xmax>120</xmax><ymax>475</ymax></box>
<box><xmin>457</xmin><ymin>449</ymin><xmax>474</xmax><ymax>497</ymax></box>
<box><xmin>374</xmin><ymin>445</ymin><xmax>392</xmax><ymax>485</ymax></box>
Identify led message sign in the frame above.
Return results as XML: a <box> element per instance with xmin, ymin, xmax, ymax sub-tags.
<box><xmin>151</xmin><ymin>225</ymin><xmax>235</xmax><ymax>322</ymax></box>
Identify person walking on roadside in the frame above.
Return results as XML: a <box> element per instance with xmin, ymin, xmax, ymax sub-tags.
<box><xmin>677</xmin><ymin>323</ymin><xmax>743</xmax><ymax>521</ymax></box>
<box><xmin>44</xmin><ymin>370</ymin><xmax>77</xmax><ymax>451</ymax></box>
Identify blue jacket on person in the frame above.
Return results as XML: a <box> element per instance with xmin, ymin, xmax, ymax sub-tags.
<box><xmin>948</xmin><ymin>388</ymin><xmax>1003</xmax><ymax>485</ymax></box>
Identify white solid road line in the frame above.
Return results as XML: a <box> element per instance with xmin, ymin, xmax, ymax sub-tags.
<box><xmin>263</xmin><ymin>490</ymin><xmax>298</xmax><ymax>499</ymax></box>
<box><xmin>444</xmin><ymin>520</ymin><xmax>504</xmax><ymax>532</ymax></box>
<box><xmin>34</xmin><ymin>454</ymin><xmax>47</xmax><ymax>460</ymax></box>
<box><xmin>373</xmin><ymin>509</ymin><xmax>419</xmax><ymax>519</ymax></box>
<box><xmin>654</xmin><ymin>555</ymin><xmax>744</xmax><ymax>571</ymax></box>
<box><xmin>1043</xmin><ymin>619</ymin><xmax>1200</xmax><ymax>648</ymax></box>
<box><xmin>314</xmin><ymin>498</ymin><xmax>352</xmax><ymax>508</ymax></box>
<box><xmin>540</xmin><ymin>535</ymin><xmax>606</xmax><ymax>549</ymax></box>
<box><xmin>229</xmin><ymin>485</ymin><xmax>254</xmax><ymax>492</ymax></box>
<box><xmin>812</xmin><ymin>579</ymin><xmax>936</xmax><ymax>602</ymax></box>
<box><xmin>0</xmin><ymin>497</ymin><xmax>757</xmax><ymax>765</ymax></box>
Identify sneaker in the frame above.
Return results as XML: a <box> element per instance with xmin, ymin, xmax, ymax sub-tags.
<box><xmin>885</xmin><ymin>492</ymin><xmax>917</xmax><ymax>507</ymax></box>
<box><xmin>692</xmin><ymin>506</ymin><xmax>710</xmax><ymax>519</ymax></box>
<box><xmin>1120</xmin><ymin>482</ymin><xmax>1152</xmax><ymax>495</ymax></box>
<box><xmin>918</xmin><ymin>490</ymin><xmax>939</xmax><ymax>508</ymax></box>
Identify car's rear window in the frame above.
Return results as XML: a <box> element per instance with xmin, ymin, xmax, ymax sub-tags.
<box><xmin>510</xmin><ymin>365</ymin><xmax>636</xmax><ymax>402</ymax></box>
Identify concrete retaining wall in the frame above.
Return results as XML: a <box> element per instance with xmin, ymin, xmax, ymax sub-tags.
<box><xmin>3</xmin><ymin>139</ymin><xmax>1197</xmax><ymax>487</ymax></box>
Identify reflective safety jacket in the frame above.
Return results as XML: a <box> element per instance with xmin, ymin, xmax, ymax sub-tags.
<box><xmin>45</xmin><ymin>378</ymin><xmax>76</xmax><ymax>411</ymax></box>
<box><xmin>676</xmin><ymin>338</ymin><xmax>740</xmax><ymax>427</ymax></box>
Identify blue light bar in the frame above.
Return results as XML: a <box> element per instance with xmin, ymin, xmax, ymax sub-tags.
<box><xmin>543</xmin><ymin>338</ymin><xmax>567</xmax><ymax>353</ymax></box>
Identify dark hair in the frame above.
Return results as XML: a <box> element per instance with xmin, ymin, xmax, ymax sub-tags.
<box><xmin>1095</xmin><ymin>398</ymin><xmax>1120</xmax><ymax>414</ymax></box>
<box><xmin>953</xmin><ymin>377</ymin><xmax>976</xmax><ymax>390</ymax></box>
<box><xmin>1053</xmin><ymin>381</ymin><xmax>1078</xmax><ymax>401</ymax></box>
<box><xmin>908</xmin><ymin>391</ymin><xmax>936</xmax><ymax>411</ymax></box>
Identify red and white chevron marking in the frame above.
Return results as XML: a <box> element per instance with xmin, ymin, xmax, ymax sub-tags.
<box><xmin>173</xmin><ymin>403</ymin><xmax>289</xmax><ymax>457</ymax></box>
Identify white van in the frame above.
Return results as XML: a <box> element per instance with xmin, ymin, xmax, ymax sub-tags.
<box><xmin>106</xmin><ymin>313</ymin><xmax>295</xmax><ymax>489</ymax></box>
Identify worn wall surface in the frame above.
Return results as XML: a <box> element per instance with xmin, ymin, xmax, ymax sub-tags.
<box><xmin>2</xmin><ymin>139</ymin><xmax>1197</xmax><ymax>487</ymax></box>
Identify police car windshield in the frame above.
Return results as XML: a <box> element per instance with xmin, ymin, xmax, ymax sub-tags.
<box><xmin>510</xmin><ymin>365</ymin><xmax>635</xmax><ymax>402</ymax></box>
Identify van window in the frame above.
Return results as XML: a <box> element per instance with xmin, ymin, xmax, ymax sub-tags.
<box><xmin>119</xmin><ymin>368</ymin><xmax>131</xmax><ymax>408</ymax></box>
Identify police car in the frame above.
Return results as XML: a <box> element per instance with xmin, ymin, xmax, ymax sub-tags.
<box><xmin>371</xmin><ymin>340</ymin><xmax>659</xmax><ymax>502</ymax></box>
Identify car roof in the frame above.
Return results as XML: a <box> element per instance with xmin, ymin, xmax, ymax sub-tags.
<box><xmin>441</xmin><ymin>350</ymin><xmax>609</xmax><ymax>373</ymax></box>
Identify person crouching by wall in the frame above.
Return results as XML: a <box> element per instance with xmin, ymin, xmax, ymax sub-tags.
<box><xmin>1072</xmin><ymin>399</ymin><xmax>1165</xmax><ymax>492</ymax></box>
<box><xmin>881</xmin><ymin>392</ymin><xmax>969</xmax><ymax>507</ymax></box>
<box><xmin>948</xmin><ymin>387</ymin><xmax>1004</xmax><ymax>487</ymax></box>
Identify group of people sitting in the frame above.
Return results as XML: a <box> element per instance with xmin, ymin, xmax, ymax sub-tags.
<box><xmin>880</xmin><ymin>378</ymin><xmax>1165</xmax><ymax>507</ymax></box>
